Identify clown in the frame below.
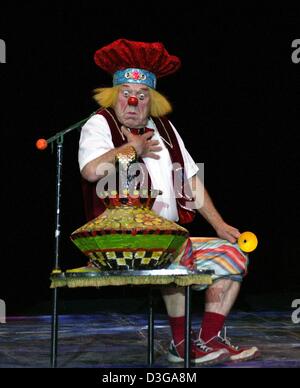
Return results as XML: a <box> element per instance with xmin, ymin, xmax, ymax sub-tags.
<box><xmin>79</xmin><ymin>39</ymin><xmax>260</xmax><ymax>365</ymax></box>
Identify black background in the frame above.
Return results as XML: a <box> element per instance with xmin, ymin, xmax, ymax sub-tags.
<box><xmin>1</xmin><ymin>2</ymin><xmax>299</xmax><ymax>314</ymax></box>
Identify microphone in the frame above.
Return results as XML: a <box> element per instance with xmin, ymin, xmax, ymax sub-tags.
<box><xmin>36</xmin><ymin>138</ymin><xmax>48</xmax><ymax>150</ymax></box>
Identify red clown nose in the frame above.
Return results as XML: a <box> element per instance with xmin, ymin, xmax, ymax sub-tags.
<box><xmin>128</xmin><ymin>96</ymin><xmax>139</xmax><ymax>106</ymax></box>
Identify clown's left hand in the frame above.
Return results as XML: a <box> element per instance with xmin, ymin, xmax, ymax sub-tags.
<box><xmin>214</xmin><ymin>221</ymin><xmax>241</xmax><ymax>244</ymax></box>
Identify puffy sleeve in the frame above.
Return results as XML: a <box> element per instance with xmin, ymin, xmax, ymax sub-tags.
<box><xmin>78</xmin><ymin>114</ymin><xmax>114</xmax><ymax>171</ymax></box>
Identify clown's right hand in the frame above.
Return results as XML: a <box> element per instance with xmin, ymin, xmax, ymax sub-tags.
<box><xmin>121</xmin><ymin>126</ymin><xmax>162</xmax><ymax>160</ymax></box>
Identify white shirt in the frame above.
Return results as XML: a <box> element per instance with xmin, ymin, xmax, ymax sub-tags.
<box><xmin>79</xmin><ymin>114</ymin><xmax>199</xmax><ymax>221</ymax></box>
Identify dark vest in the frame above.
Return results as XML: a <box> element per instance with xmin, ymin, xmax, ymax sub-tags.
<box><xmin>81</xmin><ymin>108</ymin><xmax>196</xmax><ymax>224</ymax></box>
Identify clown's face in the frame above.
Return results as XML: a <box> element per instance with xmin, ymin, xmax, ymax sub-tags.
<box><xmin>114</xmin><ymin>83</ymin><xmax>151</xmax><ymax>128</ymax></box>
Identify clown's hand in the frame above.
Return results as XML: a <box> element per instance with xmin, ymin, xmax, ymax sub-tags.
<box><xmin>121</xmin><ymin>126</ymin><xmax>162</xmax><ymax>159</ymax></box>
<box><xmin>215</xmin><ymin>221</ymin><xmax>241</xmax><ymax>244</ymax></box>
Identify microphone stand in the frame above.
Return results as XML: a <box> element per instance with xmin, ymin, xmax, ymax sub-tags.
<box><xmin>41</xmin><ymin>112</ymin><xmax>95</xmax><ymax>368</ymax></box>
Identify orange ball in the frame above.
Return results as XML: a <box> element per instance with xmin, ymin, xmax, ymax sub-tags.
<box><xmin>36</xmin><ymin>138</ymin><xmax>48</xmax><ymax>150</ymax></box>
<box><xmin>238</xmin><ymin>231</ymin><xmax>258</xmax><ymax>253</ymax></box>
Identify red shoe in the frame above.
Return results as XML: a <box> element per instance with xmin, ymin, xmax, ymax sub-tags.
<box><xmin>167</xmin><ymin>339</ymin><xmax>229</xmax><ymax>365</ymax></box>
<box><xmin>202</xmin><ymin>328</ymin><xmax>260</xmax><ymax>363</ymax></box>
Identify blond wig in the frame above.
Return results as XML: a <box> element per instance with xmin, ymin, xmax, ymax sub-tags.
<box><xmin>93</xmin><ymin>86</ymin><xmax>172</xmax><ymax>117</ymax></box>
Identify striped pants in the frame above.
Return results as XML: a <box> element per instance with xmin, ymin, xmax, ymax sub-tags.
<box><xmin>168</xmin><ymin>237</ymin><xmax>249</xmax><ymax>290</ymax></box>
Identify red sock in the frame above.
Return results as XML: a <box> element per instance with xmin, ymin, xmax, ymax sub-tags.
<box><xmin>200</xmin><ymin>312</ymin><xmax>226</xmax><ymax>342</ymax></box>
<box><xmin>168</xmin><ymin>316</ymin><xmax>185</xmax><ymax>345</ymax></box>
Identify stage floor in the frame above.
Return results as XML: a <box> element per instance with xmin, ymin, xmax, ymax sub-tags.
<box><xmin>0</xmin><ymin>310</ymin><xmax>299</xmax><ymax>368</ymax></box>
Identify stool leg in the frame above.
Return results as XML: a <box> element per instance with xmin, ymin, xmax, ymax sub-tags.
<box><xmin>184</xmin><ymin>285</ymin><xmax>191</xmax><ymax>368</ymax></box>
<box><xmin>147</xmin><ymin>288</ymin><xmax>154</xmax><ymax>366</ymax></box>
